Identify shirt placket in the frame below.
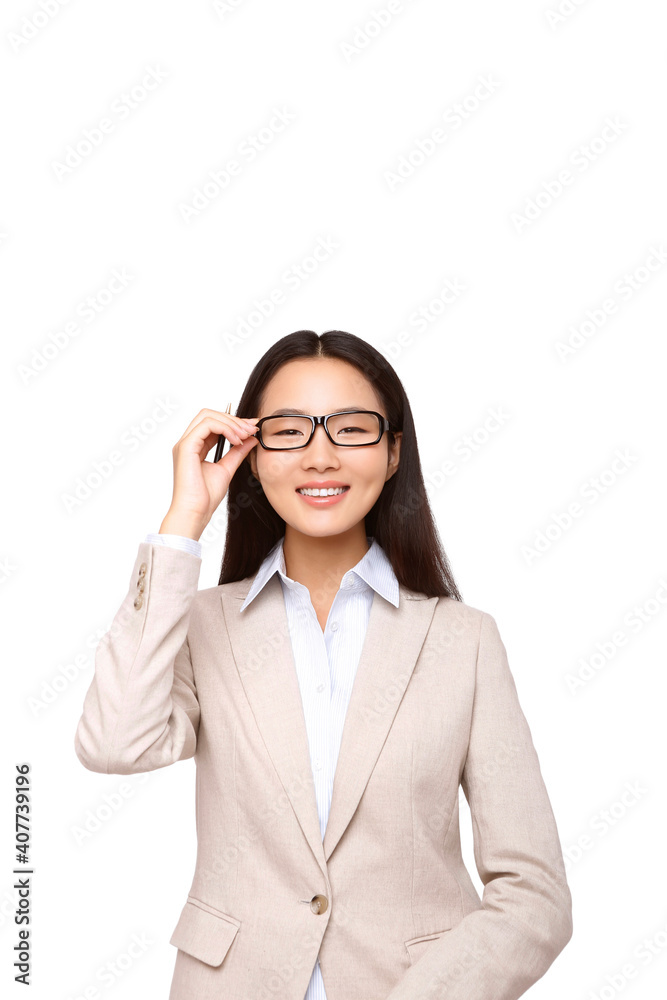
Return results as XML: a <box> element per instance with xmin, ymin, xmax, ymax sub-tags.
<box><xmin>298</xmin><ymin>588</ymin><xmax>332</xmax><ymax>842</ymax></box>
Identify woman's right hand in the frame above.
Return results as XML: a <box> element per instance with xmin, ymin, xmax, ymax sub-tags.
<box><xmin>159</xmin><ymin>409</ymin><xmax>260</xmax><ymax>541</ymax></box>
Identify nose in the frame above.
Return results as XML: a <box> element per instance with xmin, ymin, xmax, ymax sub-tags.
<box><xmin>303</xmin><ymin>421</ymin><xmax>340</xmax><ymax>460</ymax></box>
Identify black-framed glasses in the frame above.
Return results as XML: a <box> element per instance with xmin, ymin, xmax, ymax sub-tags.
<box><xmin>255</xmin><ymin>410</ymin><xmax>391</xmax><ymax>450</ymax></box>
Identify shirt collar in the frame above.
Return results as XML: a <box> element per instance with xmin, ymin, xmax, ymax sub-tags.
<box><xmin>239</xmin><ymin>535</ymin><xmax>399</xmax><ymax>612</ymax></box>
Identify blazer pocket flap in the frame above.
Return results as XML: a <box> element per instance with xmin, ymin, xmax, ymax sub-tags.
<box><xmin>169</xmin><ymin>897</ymin><xmax>241</xmax><ymax>967</ymax></box>
<box><xmin>404</xmin><ymin>927</ymin><xmax>451</xmax><ymax>964</ymax></box>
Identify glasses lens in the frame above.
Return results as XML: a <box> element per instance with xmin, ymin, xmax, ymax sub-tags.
<box><xmin>328</xmin><ymin>411</ymin><xmax>381</xmax><ymax>445</ymax></box>
<box><xmin>260</xmin><ymin>412</ymin><xmax>381</xmax><ymax>448</ymax></box>
<box><xmin>261</xmin><ymin>415</ymin><xmax>313</xmax><ymax>448</ymax></box>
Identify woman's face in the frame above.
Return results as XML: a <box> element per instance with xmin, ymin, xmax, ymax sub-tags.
<box><xmin>248</xmin><ymin>358</ymin><xmax>402</xmax><ymax>539</ymax></box>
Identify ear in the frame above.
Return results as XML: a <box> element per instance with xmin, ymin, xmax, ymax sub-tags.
<box><xmin>385</xmin><ymin>431</ymin><xmax>402</xmax><ymax>482</ymax></box>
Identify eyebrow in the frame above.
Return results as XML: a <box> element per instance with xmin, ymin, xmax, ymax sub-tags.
<box><xmin>266</xmin><ymin>406</ymin><xmax>371</xmax><ymax>416</ymax></box>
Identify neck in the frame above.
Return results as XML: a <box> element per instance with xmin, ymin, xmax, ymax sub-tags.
<box><xmin>282</xmin><ymin>524</ymin><xmax>370</xmax><ymax>599</ymax></box>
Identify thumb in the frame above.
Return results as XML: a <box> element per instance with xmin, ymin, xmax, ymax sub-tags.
<box><xmin>216</xmin><ymin>432</ymin><xmax>258</xmax><ymax>468</ymax></box>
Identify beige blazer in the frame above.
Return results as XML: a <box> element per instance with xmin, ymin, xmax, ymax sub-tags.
<box><xmin>74</xmin><ymin>541</ymin><xmax>573</xmax><ymax>1000</ymax></box>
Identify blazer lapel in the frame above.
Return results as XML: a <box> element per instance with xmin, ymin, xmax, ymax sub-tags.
<box><xmin>222</xmin><ymin>575</ymin><xmax>328</xmax><ymax>874</ymax></box>
<box><xmin>220</xmin><ymin>575</ymin><xmax>438</xmax><ymax>877</ymax></box>
<box><xmin>322</xmin><ymin>588</ymin><xmax>438</xmax><ymax>860</ymax></box>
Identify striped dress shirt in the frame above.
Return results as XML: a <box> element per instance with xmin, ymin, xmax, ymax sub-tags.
<box><xmin>145</xmin><ymin>531</ymin><xmax>400</xmax><ymax>999</ymax></box>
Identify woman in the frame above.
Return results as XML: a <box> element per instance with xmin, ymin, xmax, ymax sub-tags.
<box><xmin>74</xmin><ymin>330</ymin><xmax>573</xmax><ymax>1000</ymax></box>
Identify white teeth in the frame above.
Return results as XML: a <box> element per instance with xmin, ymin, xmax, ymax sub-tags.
<box><xmin>297</xmin><ymin>487</ymin><xmax>348</xmax><ymax>496</ymax></box>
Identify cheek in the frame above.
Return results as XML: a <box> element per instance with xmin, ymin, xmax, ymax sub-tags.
<box><xmin>256</xmin><ymin>452</ymin><xmax>298</xmax><ymax>485</ymax></box>
<box><xmin>354</xmin><ymin>458</ymin><xmax>389</xmax><ymax>491</ymax></box>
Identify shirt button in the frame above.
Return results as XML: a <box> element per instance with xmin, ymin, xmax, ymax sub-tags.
<box><xmin>313</xmin><ymin>759</ymin><xmax>322</xmax><ymax>770</ymax></box>
<box><xmin>316</xmin><ymin>684</ymin><xmax>325</xmax><ymax>693</ymax></box>
<box><xmin>330</xmin><ymin>621</ymin><xmax>339</xmax><ymax>631</ymax></box>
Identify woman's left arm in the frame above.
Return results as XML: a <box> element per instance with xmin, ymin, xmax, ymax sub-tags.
<box><xmin>385</xmin><ymin>610</ymin><xmax>573</xmax><ymax>1000</ymax></box>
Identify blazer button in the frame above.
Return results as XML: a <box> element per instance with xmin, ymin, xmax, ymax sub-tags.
<box><xmin>136</xmin><ymin>579</ymin><xmax>145</xmax><ymax>592</ymax></box>
<box><xmin>310</xmin><ymin>895</ymin><xmax>328</xmax><ymax>914</ymax></box>
<box><xmin>134</xmin><ymin>595</ymin><xmax>144</xmax><ymax>610</ymax></box>
<box><xmin>138</xmin><ymin>563</ymin><xmax>147</xmax><ymax>577</ymax></box>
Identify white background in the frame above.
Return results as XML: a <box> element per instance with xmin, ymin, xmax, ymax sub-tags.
<box><xmin>2</xmin><ymin>0</ymin><xmax>666</xmax><ymax>997</ymax></box>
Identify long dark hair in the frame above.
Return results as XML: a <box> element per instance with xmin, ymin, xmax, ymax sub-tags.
<box><xmin>218</xmin><ymin>330</ymin><xmax>462</xmax><ymax>601</ymax></box>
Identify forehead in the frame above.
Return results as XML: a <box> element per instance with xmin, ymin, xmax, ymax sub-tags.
<box><xmin>259</xmin><ymin>358</ymin><xmax>382</xmax><ymax>412</ymax></box>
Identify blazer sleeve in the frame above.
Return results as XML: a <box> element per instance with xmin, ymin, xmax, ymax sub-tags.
<box><xmin>384</xmin><ymin>611</ymin><xmax>573</xmax><ymax>1000</ymax></box>
<box><xmin>74</xmin><ymin>541</ymin><xmax>202</xmax><ymax>775</ymax></box>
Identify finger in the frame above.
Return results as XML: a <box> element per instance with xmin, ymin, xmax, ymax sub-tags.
<box><xmin>178</xmin><ymin>415</ymin><xmax>258</xmax><ymax>457</ymax></box>
<box><xmin>178</xmin><ymin>409</ymin><xmax>258</xmax><ymax>442</ymax></box>
<box><xmin>213</xmin><ymin>434</ymin><xmax>259</xmax><ymax>465</ymax></box>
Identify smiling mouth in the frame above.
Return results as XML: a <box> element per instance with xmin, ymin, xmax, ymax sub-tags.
<box><xmin>296</xmin><ymin>486</ymin><xmax>350</xmax><ymax>496</ymax></box>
